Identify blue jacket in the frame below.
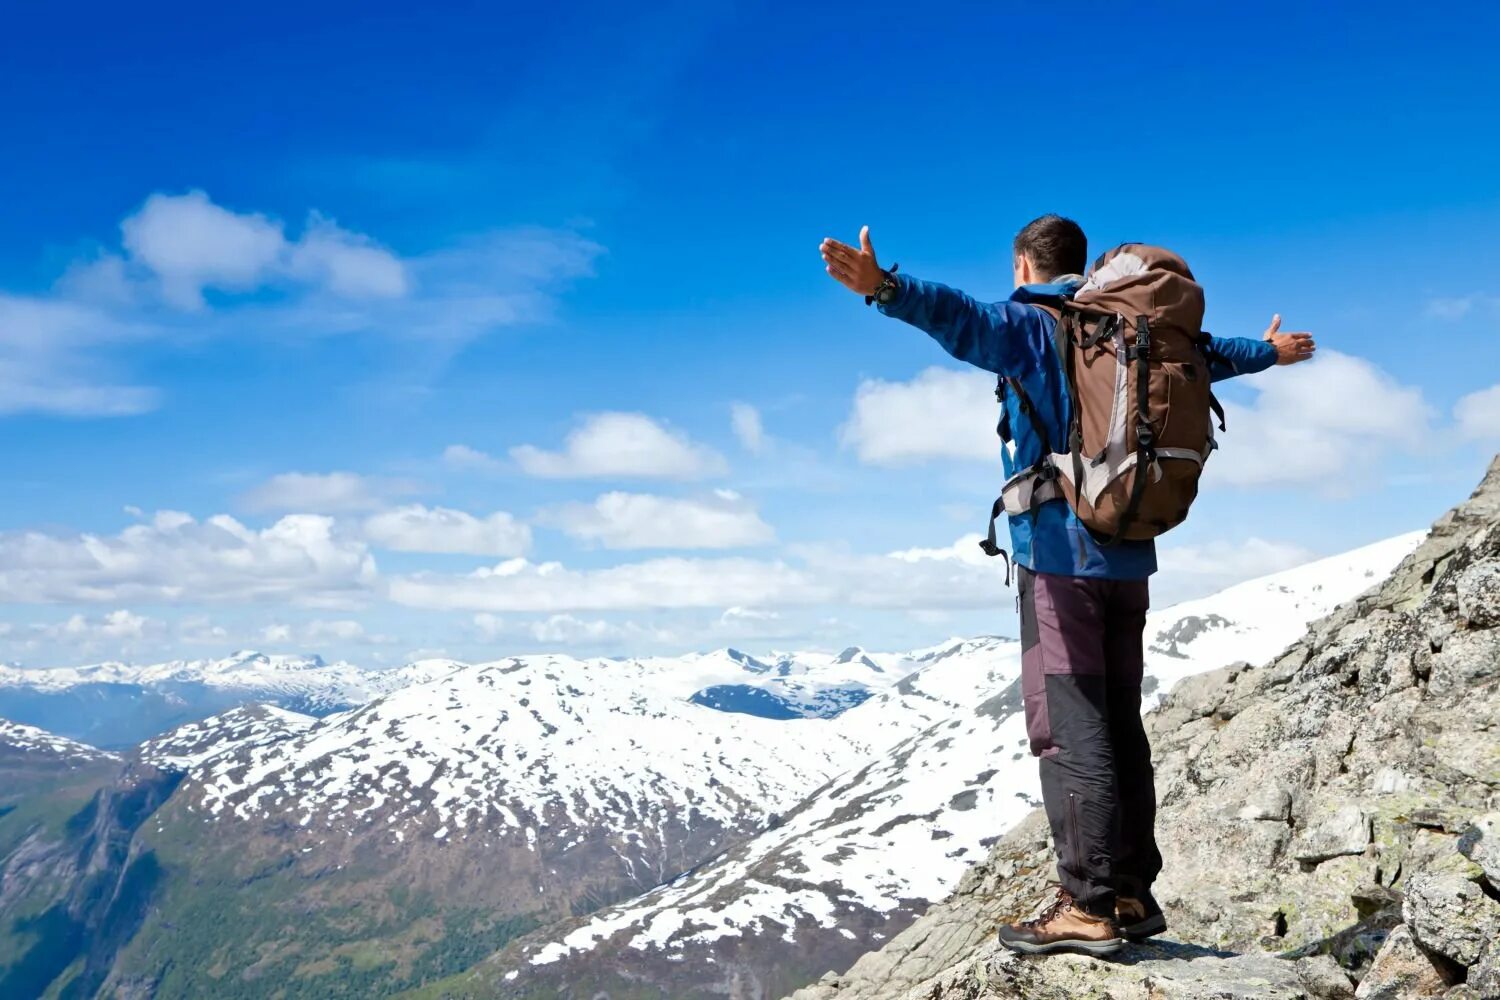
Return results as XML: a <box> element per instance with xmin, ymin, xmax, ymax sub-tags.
<box><xmin>878</xmin><ymin>273</ymin><xmax>1278</xmax><ymax>579</ymax></box>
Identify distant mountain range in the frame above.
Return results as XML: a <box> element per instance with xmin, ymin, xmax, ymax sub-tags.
<box><xmin>0</xmin><ymin>531</ymin><xmax>1425</xmax><ymax>999</ymax></box>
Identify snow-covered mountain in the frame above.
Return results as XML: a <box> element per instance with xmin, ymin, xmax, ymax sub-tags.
<box><xmin>432</xmin><ymin>531</ymin><xmax>1429</xmax><ymax>999</ymax></box>
<box><xmin>0</xmin><ymin>717</ymin><xmax>119</xmax><ymax>764</ymax></box>
<box><xmin>0</xmin><ymin>651</ymin><xmax>463</xmax><ymax>747</ymax></box>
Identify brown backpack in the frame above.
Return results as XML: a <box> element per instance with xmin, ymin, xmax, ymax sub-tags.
<box><xmin>995</xmin><ymin>244</ymin><xmax>1225</xmax><ymax>547</ymax></box>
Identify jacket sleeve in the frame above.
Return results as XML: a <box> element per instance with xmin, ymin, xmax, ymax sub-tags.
<box><xmin>1205</xmin><ymin>335</ymin><xmax>1278</xmax><ymax>382</ymax></box>
<box><xmin>876</xmin><ymin>273</ymin><xmax>1051</xmax><ymax>377</ymax></box>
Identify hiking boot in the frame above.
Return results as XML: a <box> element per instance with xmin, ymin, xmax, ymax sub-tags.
<box><xmin>1117</xmin><ymin>891</ymin><xmax>1167</xmax><ymax>941</ymax></box>
<box><xmin>996</xmin><ymin>885</ymin><xmax>1123</xmax><ymax>956</ymax></box>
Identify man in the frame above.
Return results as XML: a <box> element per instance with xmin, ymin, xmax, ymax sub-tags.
<box><xmin>819</xmin><ymin>215</ymin><xmax>1314</xmax><ymax>956</ymax></box>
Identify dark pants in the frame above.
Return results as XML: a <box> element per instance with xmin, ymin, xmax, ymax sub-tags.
<box><xmin>1018</xmin><ymin>566</ymin><xmax>1163</xmax><ymax>918</ymax></box>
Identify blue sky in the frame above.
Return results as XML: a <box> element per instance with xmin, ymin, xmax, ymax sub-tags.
<box><xmin>2</xmin><ymin>1</ymin><xmax>1497</xmax><ymax>666</ymax></box>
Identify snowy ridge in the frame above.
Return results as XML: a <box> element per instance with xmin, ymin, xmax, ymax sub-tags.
<box><xmin>187</xmin><ymin>653</ymin><xmax>892</xmax><ymax>843</ymax></box>
<box><xmin>0</xmin><ymin>718</ymin><xmax>120</xmax><ymax>763</ymax></box>
<box><xmin>0</xmin><ymin>651</ymin><xmax>461</xmax><ymax>709</ymax></box>
<box><xmin>138</xmin><ymin>704</ymin><xmax>318</xmax><ymax>771</ymax></box>
<box><xmin>508</xmin><ymin>531</ymin><xmax>1428</xmax><ymax>976</ymax></box>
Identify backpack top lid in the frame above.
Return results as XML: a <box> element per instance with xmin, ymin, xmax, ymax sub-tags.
<box><xmin>1076</xmin><ymin>243</ymin><xmax>1204</xmax><ymax>335</ymax></box>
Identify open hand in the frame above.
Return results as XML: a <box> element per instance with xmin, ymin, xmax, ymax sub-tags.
<box><xmin>820</xmin><ymin>227</ymin><xmax>884</xmax><ymax>296</ymax></box>
<box><xmin>1263</xmin><ymin>314</ymin><xmax>1316</xmax><ymax>365</ymax></box>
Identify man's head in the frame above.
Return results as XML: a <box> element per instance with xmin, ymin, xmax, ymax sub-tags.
<box><xmin>1012</xmin><ymin>214</ymin><xmax>1087</xmax><ymax>288</ymax></box>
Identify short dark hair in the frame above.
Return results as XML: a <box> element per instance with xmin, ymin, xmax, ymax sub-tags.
<box><xmin>1013</xmin><ymin>214</ymin><xmax>1087</xmax><ymax>280</ymax></box>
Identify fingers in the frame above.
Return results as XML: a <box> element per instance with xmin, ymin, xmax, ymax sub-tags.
<box><xmin>825</xmin><ymin>263</ymin><xmax>860</xmax><ymax>290</ymax></box>
<box><xmin>821</xmin><ymin>239</ymin><xmax>863</xmax><ymax>267</ymax></box>
<box><xmin>859</xmin><ymin>225</ymin><xmax>874</xmax><ymax>255</ymax></box>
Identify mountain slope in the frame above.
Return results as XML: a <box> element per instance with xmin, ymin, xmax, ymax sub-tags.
<box><xmin>405</xmin><ymin>533</ymin><xmax>1425</xmax><ymax>1000</ymax></box>
<box><xmin>782</xmin><ymin>457</ymin><xmax>1500</xmax><ymax>999</ymax></box>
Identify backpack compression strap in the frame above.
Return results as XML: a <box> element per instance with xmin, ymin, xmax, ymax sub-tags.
<box><xmin>1100</xmin><ymin>314</ymin><xmax>1157</xmax><ymax>547</ymax></box>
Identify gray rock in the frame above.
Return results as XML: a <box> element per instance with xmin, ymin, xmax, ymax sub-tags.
<box><xmin>1402</xmin><ymin>871</ymin><xmax>1499</xmax><ymax>967</ymax></box>
<box><xmin>1239</xmin><ymin>783</ymin><xmax>1294</xmax><ymax>822</ymax></box>
<box><xmin>1294</xmin><ymin>804</ymin><xmax>1373</xmax><ymax>864</ymax></box>
<box><xmin>1465</xmin><ymin>945</ymin><xmax>1500</xmax><ymax>999</ymax></box>
<box><xmin>1456</xmin><ymin>560</ymin><xmax>1499</xmax><ymax>628</ymax></box>
<box><xmin>1353</xmin><ymin>924</ymin><xmax>1451</xmax><ymax>999</ymax></box>
<box><xmin>1457</xmin><ymin>813</ymin><xmax>1500</xmax><ymax>888</ymax></box>
<box><xmin>1295</xmin><ymin>952</ymin><xmax>1356</xmax><ymax>999</ymax></box>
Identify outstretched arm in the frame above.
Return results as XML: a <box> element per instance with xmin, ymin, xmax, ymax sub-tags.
<box><xmin>819</xmin><ymin>227</ymin><xmax>1047</xmax><ymax>377</ymax></box>
<box><xmin>1207</xmin><ymin>314</ymin><xmax>1316</xmax><ymax>382</ymax></box>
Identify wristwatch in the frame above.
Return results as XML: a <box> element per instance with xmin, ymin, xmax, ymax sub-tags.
<box><xmin>866</xmin><ymin>263</ymin><xmax>901</xmax><ymax>306</ymax></box>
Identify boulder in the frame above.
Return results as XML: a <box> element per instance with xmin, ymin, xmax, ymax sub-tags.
<box><xmin>1401</xmin><ymin>871</ymin><xmax>1499</xmax><ymax>967</ymax></box>
<box><xmin>1352</xmin><ymin>924</ymin><xmax>1451</xmax><ymax>999</ymax></box>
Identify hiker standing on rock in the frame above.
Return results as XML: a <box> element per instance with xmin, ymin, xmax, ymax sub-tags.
<box><xmin>819</xmin><ymin>215</ymin><xmax>1316</xmax><ymax>956</ymax></box>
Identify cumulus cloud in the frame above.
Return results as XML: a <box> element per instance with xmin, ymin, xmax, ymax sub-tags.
<box><xmin>0</xmin><ymin>511</ymin><xmax>377</xmax><ymax>607</ymax></box>
<box><xmin>240</xmin><ymin>472</ymin><xmax>421</xmax><ymax>513</ymax></box>
<box><xmin>1454</xmin><ymin>383</ymin><xmax>1500</xmax><ymax>443</ymax></box>
<box><xmin>121</xmin><ymin>191</ymin><xmax>289</xmax><ymax>309</ymax></box>
<box><xmin>511</xmin><ymin>412</ymin><xmax>727</xmax><ymax>480</ymax></box>
<box><xmin>538</xmin><ymin>490</ymin><xmax>773</xmax><ymax>550</ymax></box>
<box><xmin>363</xmin><ymin>504</ymin><xmax>531</xmax><ymax>556</ymax></box>
<box><xmin>731</xmin><ymin>403</ymin><xmax>766</xmax><ymax>454</ymax></box>
<box><xmin>1211</xmin><ymin>350</ymin><xmax>1435</xmax><ymax>492</ymax></box>
<box><xmin>841</xmin><ymin>367</ymin><xmax>999</xmax><ymax>465</ymax></box>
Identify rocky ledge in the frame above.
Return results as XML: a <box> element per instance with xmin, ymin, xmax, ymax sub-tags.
<box><xmin>788</xmin><ymin>456</ymin><xmax>1500</xmax><ymax>1000</ymax></box>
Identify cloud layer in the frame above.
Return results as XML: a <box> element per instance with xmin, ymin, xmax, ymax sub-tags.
<box><xmin>512</xmin><ymin>412</ymin><xmax>727</xmax><ymax>480</ymax></box>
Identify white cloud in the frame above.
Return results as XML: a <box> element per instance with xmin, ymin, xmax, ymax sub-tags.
<box><xmin>43</xmin><ymin>609</ymin><xmax>157</xmax><ymax>642</ymax></box>
<box><xmin>511</xmin><ymin>412</ymin><xmax>727</xmax><ymax>480</ymax></box>
<box><xmin>731</xmin><ymin>402</ymin><xmax>766</xmax><ymax>454</ymax></box>
<box><xmin>389</xmin><ymin>533</ymin><xmax>1016</xmax><ymax>614</ymax></box>
<box><xmin>1454</xmin><ymin>384</ymin><xmax>1500</xmax><ymax>442</ymax></box>
<box><xmin>538</xmin><ymin>490</ymin><xmax>773</xmax><ymax>550</ymax></box>
<box><xmin>0</xmin><ymin>362</ymin><xmax>158</xmax><ymax>417</ymax></box>
<box><xmin>841</xmin><ymin>367</ymin><xmax>999</xmax><ymax>465</ymax></box>
<box><xmin>240</xmin><ymin>471</ymin><xmax>420</xmax><ymax>513</ymax></box>
<box><xmin>395</xmin><ymin>555</ymin><xmax>815</xmax><ymax>613</ymax></box>
<box><xmin>473</xmin><ymin>611</ymin><xmax>677</xmax><ymax>647</ymax></box>
<box><xmin>363</xmin><ymin>504</ymin><xmax>531</xmax><ymax>556</ymax></box>
<box><xmin>286</xmin><ymin>213</ymin><xmax>408</xmax><ymax>299</ymax></box>
<box><xmin>1211</xmin><ymin>350</ymin><xmax>1435</xmax><ymax>492</ymax></box>
<box><xmin>442</xmin><ymin>444</ymin><xmax>504</xmax><ymax>472</ymax></box>
<box><xmin>118</xmin><ymin>191</ymin><xmax>409</xmax><ymax>309</ymax></box>
<box><xmin>0</xmin><ymin>511</ymin><xmax>377</xmax><ymax>607</ymax></box>
<box><xmin>121</xmin><ymin>191</ymin><xmax>288</xmax><ymax>309</ymax></box>
<box><xmin>0</xmin><ymin>296</ymin><xmax>158</xmax><ymax>416</ymax></box>
<box><xmin>4</xmin><ymin>192</ymin><xmax>602</xmax><ymax>419</ymax></box>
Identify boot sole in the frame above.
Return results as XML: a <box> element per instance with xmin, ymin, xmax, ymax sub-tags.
<box><xmin>1121</xmin><ymin>913</ymin><xmax>1168</xmax><ymax>941</ymax></box>
<box><xmin>997</xmin><ymin>933</ymin><xmax>1125</xmax><ymax>957</ymax></box>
